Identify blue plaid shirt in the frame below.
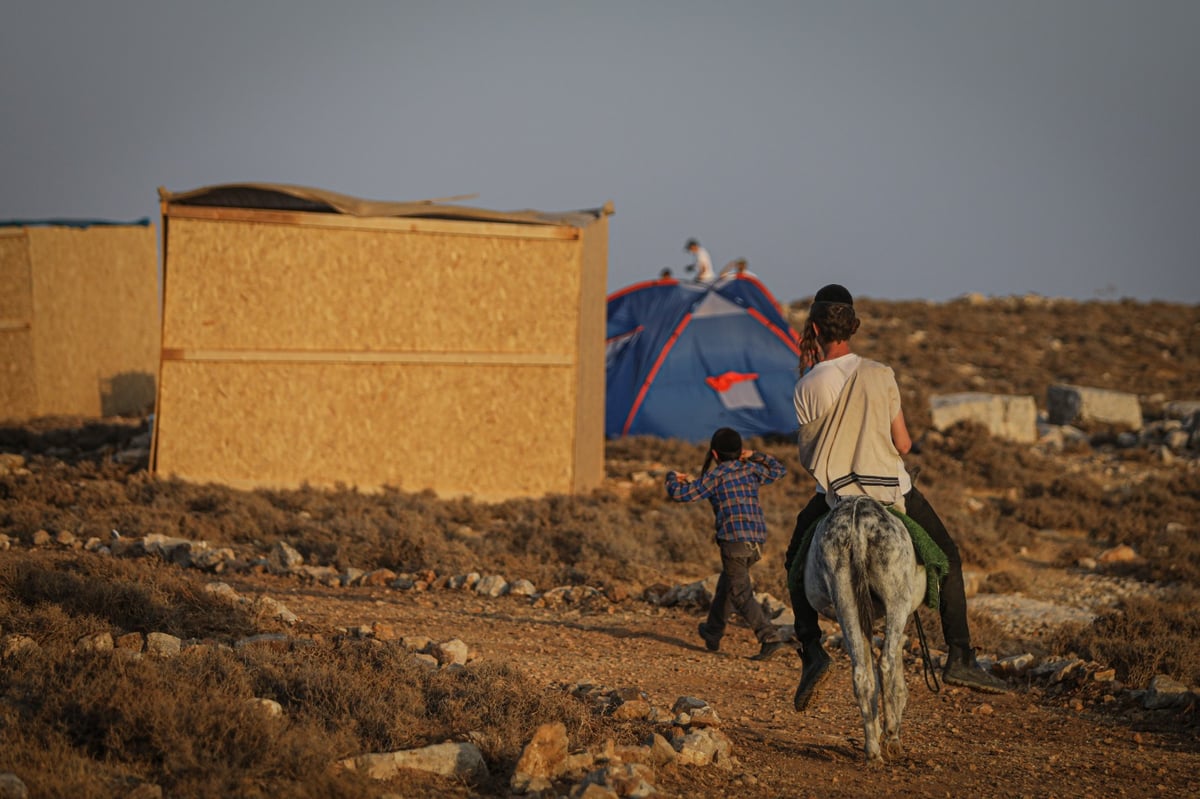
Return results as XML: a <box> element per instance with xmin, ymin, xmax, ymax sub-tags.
<box><xmin>665</xmin><ymin>453</ymin><xmax>786</xmax><ymax>544</ymax></box>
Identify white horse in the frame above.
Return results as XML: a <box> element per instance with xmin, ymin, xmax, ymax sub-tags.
<box><xmin>803</xmin><ymin>494</ymin><xmax>927</xmax><ymax>763</ymax></box>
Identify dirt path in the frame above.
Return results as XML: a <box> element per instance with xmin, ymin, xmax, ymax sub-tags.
<box><xmin>222</xmin><ymin>573</ymin><xmax>1200</xmax><ymax>798</ymax></box>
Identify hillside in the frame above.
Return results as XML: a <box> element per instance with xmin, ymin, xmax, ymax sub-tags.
<box><xmin>1</xmin><ymin>295</ymin><xmax>1198</xmax><ymax>798</ymax></box>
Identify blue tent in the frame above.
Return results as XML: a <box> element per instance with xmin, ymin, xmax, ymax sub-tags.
<box><xmin>606</xmin><ymin>275</ymin><xmax>802</xmax><ymax>442</ymax></box>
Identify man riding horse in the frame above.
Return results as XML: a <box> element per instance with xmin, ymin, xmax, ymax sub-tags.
<box><xmin>785</xmin><ymin>284</ymin><xmax>1008</xmax><ymax>711</ymax></box>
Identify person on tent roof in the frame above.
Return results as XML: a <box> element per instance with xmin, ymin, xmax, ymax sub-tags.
<box><xmin>684</xmin><ymin>238</ymin><xmax>715</xmax><ymax>283</ymax></box>
<box><xmin>717</xmin><ymin>257</ymin><xmax>755</xmax><ymax>281</ymax></box>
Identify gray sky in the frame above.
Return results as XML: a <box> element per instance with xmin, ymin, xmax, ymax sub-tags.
<box><xmin>2</xmin><ymin>1</ymin><xmax>1197</xmax><ymax>304</ymax></box>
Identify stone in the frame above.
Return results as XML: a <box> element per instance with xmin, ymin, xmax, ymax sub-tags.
<box><xmin>341</xmin><ymin>741</ymin><xmax>489</xmax><ymax>781</ymax></box>
<box><xmin>0</xmin><ymin>773</ymin><xmax>28</xmax><ymax>799</ymax></box>
<box><xmin>190</xmin><ymin>547</ymin><xmax>236</xmax><ymax>572</ymax></box>
<box><xmin>676</xmin><ymin>730</ymin><xmax>719</xmax><ymax>766</ymax></box>
<box><xmin>686</xmin><ymin>704</ymin><xmax>721</xmax><ymax>728</ymax></box>
<box><xmin>76</xmin><ymin>631</ymin><xmax>115</xmax><ymax>653</ymax></box>
<box><xmin>360</xmin><ymin>568</ymin><xmax>398</xmax><ymax>587</ymax></box>
<box><xmin>266</xmin><ymin>541</ymin><xmax>304</xmax><ymax>574</ymax></box>
<box><xmin>1143</xmin><ymin>674</ymin><xmax>1194</xmax><ymax>710</ymax></box>
<box><xmin>116</xmin><ymin>632</ymin><xmax>145</xmax><ymax>652</ymax></box>
<box><xmin>204</xmin><ymin>582</ymin><xmax>241</xmax><ymax>603</ymax></box>
<box><xmin>401</xmin><ymin>634</ymin><xmax>432</xmax><ymax>652</ymax></box>
<box><xmin>1097</xmin><ymin>544</ymin><xmax>1137</xmax><ymax>564</ymax></box>
<box><xmin>252</xmin><ymin>596</ymin><xmax>298</xmax><ymax>624</ymax></box>
<box><xmin>1047</xmin><ymin>384</ymin><xmax>1142</xmax><ymax>430</ymax></box>
<box><xmin>234</xmin><ymin>633</ymin><xmax>291</xmax><ymax>651</ymax></box>
<box><xmin>993</xmin><ymin>653</ymin><xmax>1036</xmax><ymax>677</ymax></box>
<box><xmin>1163</xmin><ymin>400</ymin><xmax>1200</xmax><ymax>420</ymax></box>
<box><xmin>371</xmin><ymin>622</ymin><xmax>402</xmax><ymax>641</ymax></box>
<box><xmin>508</xmin><ymin>579</ymin><xmax>538</xmax><ymax>596</ymax></box>
<box><xmin>1</xmin><ymin>634</ymin><xmax>37</xmax><ymax>659</ymax></box>
<box><xmin>603</xmin><ymin>763</ymin><xmax>657</xmax><ymax>797</ymax></box>
<box><xmin>645</xmin><ymin>733</ymin><xmax>677</xmax><ymax>765</ymax></box>
<box><xmin>671</xmin><ymin>696</ymin><xmax>708</xmax><ymax>714</ymax></box>
<box><xmin>512</xmin><ymin>722</ymin><xmax>569</xmax><ymax>791</ymax></box>
<box><xmin>431</xmin><ymin>638</ymin><xmax>470</xmax><ymax>666</ymax></box>
<box><xmin>250</xmin><ymin>697</ymin><xmax>284</xmax><ymax>717</ymax></box>
<box><xmin>929</xmin><ymin>393</ymin><xmax>1038</xmax><ymax>443</ymax></box>
<box><xmin>474</xmin><ymin>574</ymin><xmax>508</xmax><ymax>598</ymax></box>
<box><xmin>145</xmin><ymin>632</ymin><xmax>182</xmax><ymax>657</ymax></box>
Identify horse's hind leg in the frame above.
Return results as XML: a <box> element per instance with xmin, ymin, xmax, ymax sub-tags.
<box><xmin>879</xmin><ymin>609</ymin><xmax>910</xmax><ymax>760</ymax></box>
<box><xmin>833</xmin><ymin>603</ymin><xmax>883</xmax><ymax>762</ymax></box>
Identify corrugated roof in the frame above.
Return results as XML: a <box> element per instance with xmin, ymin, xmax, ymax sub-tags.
<box><xmin>158</xmin><ymin>183</ymin><xmax>613</xmax><ymax>228</ymax></box>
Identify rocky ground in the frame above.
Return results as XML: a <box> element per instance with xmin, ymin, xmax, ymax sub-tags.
<box><xmin>2</xmin><ymin>295</ymin><xmax>1199</xmax><ymax>797</ymax></box>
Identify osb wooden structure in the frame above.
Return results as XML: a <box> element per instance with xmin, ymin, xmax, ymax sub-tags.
<box><xmin>152</xmin><ymin>183</ymin><xmax>612</xmax><ymax>500</ymax></box>
<box><xmin>0</xmin><ymin>222</ymin><xmax>158</xmax><ymax>421</ymax></box>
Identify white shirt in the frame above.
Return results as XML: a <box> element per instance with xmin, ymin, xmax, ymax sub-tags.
<box><xmin>793</xmin><ymin>353</ymin><xmax>912</xmax><ymax>495</ymax></box>
<box><xmin>691</xmin><ymin>246</ymin><xmax>714</xmax><ymax>283</ymax></box>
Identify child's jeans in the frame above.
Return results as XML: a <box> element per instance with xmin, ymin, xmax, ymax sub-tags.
<box><xmin>704</xmin><ymin>540</ymin><xmax>781</xmax><ymax>644</ymax></box>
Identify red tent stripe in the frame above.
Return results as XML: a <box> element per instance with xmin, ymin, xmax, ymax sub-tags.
<box><xmin>607</xmin><ymin>277</ymin><xmax>677</xmax><ymax>303</ymax></box>
<box><xmin>622</xmin><ymin>311</ymin><xmax>693</xmax><ymax>436</ymax></box>
<box><xmin>746</xmin><ymin>307</ymin><xmax>802</xmax><ymax>357</ymax></box>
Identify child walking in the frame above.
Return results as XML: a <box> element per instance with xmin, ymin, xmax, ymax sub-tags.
<box><xmin>665</xmin><ymin>427</ymin><xmax>788</xmax><ymax>661</ymax></box>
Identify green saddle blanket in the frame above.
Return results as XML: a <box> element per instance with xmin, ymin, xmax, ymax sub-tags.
<box><xmin>787</xmin><ymin>506</ymin><xmax>949</xmax><ymax>610</ymax></box>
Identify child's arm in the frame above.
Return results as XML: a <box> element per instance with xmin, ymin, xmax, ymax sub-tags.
<box><xmin>665</xmin><ymin>469</ymin><xmax>713</xmax><ymax>502</ymax></box>
<box><xmin>741</xmin><ymin>451</ymin><xmax>787</xmax><ymax>484</ymax></box>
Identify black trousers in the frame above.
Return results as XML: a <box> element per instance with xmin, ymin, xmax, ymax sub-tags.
<box><xmin>784</xmin><ymin>486</ymin><xmax>971</xmax><ymax>649</ymax></box>
<box><xmin>706</xmin><ymin>540</ymin><xmax>780</xmax><ymax>643</ymax></box>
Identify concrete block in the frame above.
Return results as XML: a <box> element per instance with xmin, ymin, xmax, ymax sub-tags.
<box><xmin>929</xmin><ymin>393</ymin><xmax>1037</xmax><ymax>443</ymax></box>
<box><xmin>1047</xmin><ymin>384</ymin><xmax>1142</xmax><ymax>430</ymax></box>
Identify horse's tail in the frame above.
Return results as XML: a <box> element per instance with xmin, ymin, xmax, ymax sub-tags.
<box><xmin>849</xmin><ymin>498</ymin><xmax>876</xmax><ymax>644</ymax></box>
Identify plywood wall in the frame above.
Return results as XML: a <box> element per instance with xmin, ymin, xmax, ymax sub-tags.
<box><xmin>0</xmin><ymin>225</ymin><xmax>157</xmax><ymax>421</ymax></box>
<box><xmin>571</xmin><ymin>216</ymin><xmax>609</xmax><ymax>492</ymax></box>
<box><xmin>155</xmin><ymin>360</ymin><xmax>578</xmax><ymax>497</ymax></box>
<box><xmin>163</xmin><ymin>216</ymin><xmax>580</xmax><ymax>353</ymax></box>
<box><xmin>0</xmin><ymin>230</ymin><xmax>36</xmax><ymax>420</ymax></box>
<box><xmin>26</xmin><ymin>226</ymin><xmax>159</xmax><ymax>416</ymax></box>
<box><xmin>154</xmin><ymin>207</ymin><xmax>609</xmax><ymax>500</ymax></box>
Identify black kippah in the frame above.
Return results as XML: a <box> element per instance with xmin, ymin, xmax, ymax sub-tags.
<box><xmin>710</xmin><ymin>427</ymin><xmax>742</xmax><ymax>460</ymax></box>
<box><xmin>814</xmin><ymin>283</ymin><xmax>854</xmax><ymax>305</ymax></box>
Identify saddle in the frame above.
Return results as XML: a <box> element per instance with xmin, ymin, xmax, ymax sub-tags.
<box><xmin>787</xmin><ymin>507</ymin><xmax>949</xmax><ymax>610</ymax></box>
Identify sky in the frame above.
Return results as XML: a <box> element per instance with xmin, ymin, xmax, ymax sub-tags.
<box><xmin>2</xmin><ymin>1</ymin><xmax>1198</xmax><ymax>305</ymax></box>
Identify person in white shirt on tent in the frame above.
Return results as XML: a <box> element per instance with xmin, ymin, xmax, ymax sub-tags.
<box><xmin>684</xmin><ymin>238</ymin><xmax>715</xmax><ymax>283</ymax></box>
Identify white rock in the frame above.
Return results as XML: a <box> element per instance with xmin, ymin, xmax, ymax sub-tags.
<box><xmin>145</xmin><ymin>632</ymin><xmax>182</xmax><ymax>657</ymax></box>
<box><xmin>1047</xmin><ymin>384</ymin><xmax>1142</xmax><ymax>430</ymax></box>
<box><xmin>930</xmin><ymin>393</ymin><xmax>1038</xmax><ymax>443</ymax></box>
<box><xmin>341</xmin><ymin>741</ymin><xmax>489</xmax><ymax>781</ymax></box>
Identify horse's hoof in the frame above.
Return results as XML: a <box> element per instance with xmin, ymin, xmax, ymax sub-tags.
<box><xmin>883</xmin><ymin>739</ymin><xmax>903</xmax><ymax>761</ymax></box>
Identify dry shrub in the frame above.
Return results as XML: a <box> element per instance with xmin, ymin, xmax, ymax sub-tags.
<box><xmin>1050</xmin><ymin>590</ymin><xmax>1200</xmax><ymax>688</ymax></box>
<box><xmin>0</xmin><ymin>550</ymin><xmax>262</xmax><ymax>642</ymax></box>
<box><xmin>0</xmin><ymin>550</ymin><xmax>650</xmax><ymax>798</ymax></box>
<box><xmin>0</xmin><ymin>638</ymin><xmax>378</xmax><ymax>798</ymax></box>
<box><xmin>981</xmin><ymin>571</ymin><xmax>1028</xmax><ymax>594</ymax></box>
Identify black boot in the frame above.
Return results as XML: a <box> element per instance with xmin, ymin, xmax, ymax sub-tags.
<box><xmin>942</xmin><ymin>645</ymin><xmax>1008</xmax><ymax>693</ymax></box>
<box><xmin>697</xmin><ymin>622</ymin><xmax>721</xmax><ymax>652</ymax></box>
<box><xmin>749</xmin><ymin>638</ymin><xmax>787</xmax><ymax>661</ymax></box>
<box><xmin>793</xmin><ymin>637</ymin><xmax>832</xmax><ymax>711</ymax></box>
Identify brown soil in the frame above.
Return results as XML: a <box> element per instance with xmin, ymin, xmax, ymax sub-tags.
<box><xmin>3</xmin><ymin>296</ymin><xmax>1199</xmax><ymax>797</ymax></box>
<box><xmin>214</xmin><ymin>568</ymin><xmax>1199</xmax><ymax>798</ymax></box>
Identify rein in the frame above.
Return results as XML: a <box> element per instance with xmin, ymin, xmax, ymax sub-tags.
<box><xmin>912</xmin><ymin>612</ymin><xmax>942</xmax><ymax>693</ymax></box>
